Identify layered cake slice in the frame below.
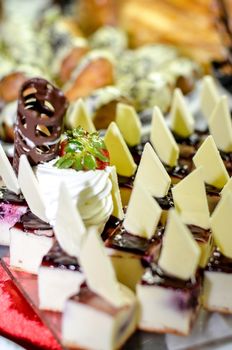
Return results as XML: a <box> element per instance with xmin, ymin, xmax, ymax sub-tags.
<box><xmin>10</xmin><ymin>155</ymin><xmax>54</xmax><ymax>274</ymax></box>
<box><xmin>134</xmin><ymin>142</ymin><xmax>173</xmax><ymax>223</ymax></box>
<box><xmin>150</xmin><ymin>106</ymin><xmax>191</xmax><ymax>184</ymax></box>
<box><xmin>62</xmin><ymin>229</ymin><xmax>138</xmax><ymax>350</ymax></box>
<box><xmin>137</xmin><ymin>209</ymin><xmax>201</xmax><ymax>335</ymax></box>
<box><xmin>66</xmin><ymin>98</ymin><xmax>96</xmax><ymax>132</ymax></box>
<box><xmin>105</xmin><ymin>181</ymin><xmax>162</xmax><ymax>290</ymax></box>
<box><xmin>169</xmin><ymin>88</ymin><xmax>201</xmax><ymax>161</ymax></box>
<box><xmin>208</xmin><ymin>96</ymin><xmax>232</xmax><ymax>175</ymax></box>
<box><xmin>38</xmin><ymin>183</ymin><xmax>85</xmax><ymax>311</ymax></box>
<box><xmin>0</xmin><ymin>144</ymin><xmax>27</xmax><ymax>245</ymax></box>
<box><xmin>200</xmin><ymin>75</ymin><xmax>220</xmax><ymax>122</ymax></box>
<box><xmin>193</xmin><ymin>135</ymin><xmax>229</xmax><ymax>212</ymax></box>
<box><xmin>172</xmin><ymin>167</ymin><xmax>212</xmax><ymax>267</ymax></box>
<box><xmin>203</xmin><ymin>192</ymin><xmax>232</xmax><ymax>313</ymax></box>
<box><xmin>104</xmin><ymin>121</ymin><xmax>137</xmax><ymax>206</ymax></box>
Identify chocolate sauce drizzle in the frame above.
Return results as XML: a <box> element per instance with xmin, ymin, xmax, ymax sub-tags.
<box><xmin>154</xmin><ymin>188</ymin><xmax>174</xmax><ymax>210</ymax></box>
<box><xmin>15</xmin><ymin>211</ymin><xmax>52</xmax><ymax>232</ymax></box>
<box><xmin>42</xmin><ymin>241</ymin><xmax>81</xmax><ymax>271</ymax></box>
<box><xmin>13</xmin><ymin>78</ymin><xmax>68</xmax><ymax>172</ymax></box>
<box><xmin>0</xmin><ymin>187</ymin><xmax>25</xmax><ymax>204</ymax></box>
<box><xmin>206</xmin><ymin>248</ymin><xmax>232</xmax><ymax>273</ymax></box>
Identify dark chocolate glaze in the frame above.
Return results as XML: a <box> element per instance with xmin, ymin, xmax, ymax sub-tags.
<box><xmin>187</xmin><ymin>225</ymin><xmax>211</xmax><ymax>244</ymax></box>
<box><xmin>42</xmin><ymin>241</ymin><xmax>81</xmax><ymax>271</ymax></box>
<box><xmin>118</xmin><ymin>175</ymin><xmax>134</xmax><ymax>189</ymax></box>
<box><xmin>105</xmin><ymin>225</ymin><xmax>164</xmax><ymax>256</ymax></box>
<box><xmin>154</xmin><ymin>188</ymin><xmax>174</xmax><ymax>210</ymax></box>
<box><xmin>13</xmin><ymin>78</ymin><xmax>68</xmax><ymax>172</ymax></box>
<box><xmin>14</xmin><ymin>211</ymin><xmax>52</xmax><ymax>233</ymax></box>
<box><xmin>0</xmin><ymin>187</ymin><xmax>26</xmax><ymax>204</ymax></box>
<box><xmin>101</xmin><ymin>215</ymin><xmax>122</xmax><ymax>241</ymax></box>
<box><xmin>165</xmin><ymin>163</ymin><xmax>190</xmax><ymax>180</ymax></box>
<box><xmin>71</xmin><ymin>284</ymin><xmax>119</xmax><ymax>315</ymax></box>
<box><xmin>220</xmin><ymin>150</ymin><xmax>232</xmax><ymax>174</ymax></box>
<box><xmin>206</xmin><ymin>248</ymin><xmax>232</xmax><ymax>273</ymax></box>
<box><xmin>141</xmin><ymin>264</ymin><xmax>202</xmax><ymax>310</ymax></box>
<box><xmin>173</xmin><ymin>132</ymin><xmax>201</xmax><ymax>147</ymax></box>
<box><xmin>129</xmin><ymin>138</ymin><xmax>148</xmax><ymax>165</ymax></box>
<box><xmin>205</xmin><ymin>184</ymin><xmax>221</xmax><ymax>197</ymax></box>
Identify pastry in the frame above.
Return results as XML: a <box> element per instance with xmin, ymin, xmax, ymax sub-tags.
<box><xmin>84</xmin><ymin>86</ymin><xmax>131</xmax><ymax>130</ymax></box>
<box><xmin>62</xmin><ymin>229</ymin><xmax>138</xmax><ymax>350</ymax></box>
<box><xmin>137</xmin><ymin>209</ymin><xmax>201</xmax><ymax>335</ymax></box>
<box><xmin>64</xmin><ymin>50</ymin><xmax>115</xmax><ymax>101</ymax></box>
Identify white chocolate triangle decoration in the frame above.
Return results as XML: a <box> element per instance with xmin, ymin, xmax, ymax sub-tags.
<box><xmin>134</xmin><ymin>143</ymin><xmax>171</xmax><ymax>198</ymax></box>
<box><xmin>221</xmin><ymin>176</ymin><xmax>232</xmax><ymax>197</ymax></box>
<box><xmin>210</xmin><ymin>192</ymin><xmax>232</xmax><ymax>258</ymax></box>
<box><xmin>54</xmin><ymin>183</ymin><xmax>86</xmax><ymax>257</ymax></box>
<box><xmin>115</xmin><ymin>103</ymin><xmax>141</xmax><ymax>147</ymax></box>
<box><xmin>0</xmin><ymin>144</ymin><xmax>20</xmax><ymax>194</ymax></box>
<box><xmin>80</xmin><ymin>227</ymin><xmax>126</xmax><ymax>307</ymax></box>
<box><xmin>108</xmin><ymin>166</ymin><xmax>124</xmax><ymax>220</ymax></box>
<box><xmin>18</xmin><ymin>155</ymin><xmax>47</xmax><ymax>222</ymax></box>
<box><xmin>104</xmin><ymin>122</ymin><xmax>137</xmax><ymax>177</ymax></box>
<box><xmin>193</xmin><ymin>135</ymin><xmax>229</xmax><ymax>189</ymax></box>
<box><xmin>123</xmin><ymin>182</ymin><xmax>162</xmax><ymax>239</ymax></box>
<box><xmin>150</xmin><ymin>106</ymin><xmax>179</xmax><ymax>167</ymax></box>
<box><xmin>208</xmin><ymin>96</ymin><xmax>232</xmax><ymax>152</ymax></box>
<box><xmin>159</xmin><ymin>209</ymin><xmax>200</xmax><ymax>280</ymax></box>
<box><xmin>169</xmin><ymin>88</ymin><xmax>194</xmax><ymax>137</ymax></box>
<box><xmin>67</xmin><ymin>99</ymin><xmax>96</xmax><ymax>132</ymax></box>
<box><xmin>200</xmin><ymin>76</ymin><xmax>220</xmax><ymax>121</ymax></box>
<box><xmin>172</xmin><ymin>167</ymin><xmax>210</xmax><ymax>229</ymax></box>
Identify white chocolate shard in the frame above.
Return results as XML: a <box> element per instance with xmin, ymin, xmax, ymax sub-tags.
<box><xmin>169</xmin><ymin>88</ymin><xmax>194</xmax><ymax>137</ymax></box>
<box><xmin>193</xmin><ymin>135</ymin><xmax>229</xmax><ymax>189</ymax></box>
<box><xmin>115</xmin><ymin>103</ymin><xmax>141</xmax><ymax>147</ymax></box>
<box><xmin>208</xmin><ymin>96</ymin><xmax>232</xmax><ymax>152</ymax></box>
<box><xmin>0</xmin><ymin>144</ymin><xmax>20</xmax><ymax>194</ymax></box>
<box><xmin>54</xmin><ymin>183</ymin><xmax>86</xmax><ymax>257</ymax></box>
<box><xmin>18</xmin><ymin>155</ymin><xmax>47</xmax><ymax>222</ymax></box>
<box><xmin>221</xmin><ymin>176</ymin><xmax>232</xmax><ymax>197</ymax></box>
<box><xmin>80</xmin><ymin>228</ymin><xmax>129</xmax><ymax>307</ymax></box>
<box><xmin>134</xmin><ymin>143</ymin><xmax>171</xmax><ymax>198</ymax></box>
<box><xmin>150</xmin><ymin>106</ymin><xmax>179</xmax><ymax>167</ymax></box>
<box><xmin>172</xmin><ymin>167</ymin><xmax>210</xmax><ymax>229</ymax></box>
<box><xmin>108</xmin><ymin>166</ymin><xmax>124</xmax><ymax>220</ymax></box>
<box><xmin>159</xmin><ymin>209</ymin><xmax>200</xmax><ymax>280</ymax></box>
<box><xmin>200</xmin><ymin>76</ymin><xmax>220</xmax><ymax>121</ymax></box>
<box><xmin>104</xmin><ymin>122</ymin><xmax>137</xmax><ymax>177</ymax></box>
<box><xmin>210</xmin><ymin>192</ymin><xmax>232</xmax><ymax>259</ymax></box>
<box><xmin>123</xmin><ymin>182</ymin><xmax>162</xmax><ymax>239</ymax></box>
<box><xmin>67</xmin><ymin>99</ymin><xmax>96</xmax><ymax>132</ymax></box>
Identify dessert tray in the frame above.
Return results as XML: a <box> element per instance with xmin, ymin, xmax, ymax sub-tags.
<box><xmin>2</xmin><ymin>255</ymin><xmax>232</xmax><ymax>350</ymax></box>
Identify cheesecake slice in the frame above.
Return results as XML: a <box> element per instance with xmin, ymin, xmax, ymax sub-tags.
<box><xmin>10</xmin><ymin>211</ymin><xmax>54</xmax><ymax>274</ymax></box>
<box><xmin>203</xmin><ymin>192</ymin><xmax>232</xmax><ymax>313</ymax></box>
<box><xmin>105</xmin><ymin>182</ymin><xmax>162</xmax><ymax>290</ymax></box>
<box><xmin>137</xmin><ymin>209</ymin><xmax>201</xmax><ymax>335</ymax></box>
<box><xmin>0</xmin><ymin>187</ymin><xmax>27</xmax><ymax>245</ymax></box>
<box><xmin>0</xmin><ymin>144</ymin><xmax>27</xmax><ymax>245</ymax></box>
<box><xmin>150</xmin><ymin>106</ymin><xmax>191</xmax><ymax>184</ymax></box>
<box><xmin>193</xmin><ymin>135</ymin><xmax>229</xmax><ymax>213</ymax></box>
<box><xmin>39</xmin><ymin>241</ymin><xmax>84</xmax><ymax>311</ymax></box>
<box><xmin>62</xmin><ymin>229</ymin><xmax>138</xmax><ymax>350</ymax></box>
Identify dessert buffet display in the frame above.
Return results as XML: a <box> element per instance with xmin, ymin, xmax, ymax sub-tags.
<box><xmin>0</xmin><ymin>71</ymin><xmax>231</xmax><ymax>350</ymax></box>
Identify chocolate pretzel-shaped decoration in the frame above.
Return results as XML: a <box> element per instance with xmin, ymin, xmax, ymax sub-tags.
<box><xmin>13</xmin><ymin>78</ymin><xmax>68</xmax><ymax>172</ymax></box>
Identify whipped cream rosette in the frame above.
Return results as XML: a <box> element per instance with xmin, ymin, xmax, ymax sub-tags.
<box><xmin>35</xmin><ymin>127</ymin><xmax>113</xmax><ymax>232</ymax></box>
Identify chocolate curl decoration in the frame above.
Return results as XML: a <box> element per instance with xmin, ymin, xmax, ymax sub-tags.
<box><xmin>13</xmin><ymin>78</ymin><xmax>68</xmax><ymax>172</ymax></box>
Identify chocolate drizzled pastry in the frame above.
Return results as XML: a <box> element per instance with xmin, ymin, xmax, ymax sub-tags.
<box><xmin>13</xmin><ymin>78</ymin><xmax>68</xmax><ymax>172</ymax></box>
